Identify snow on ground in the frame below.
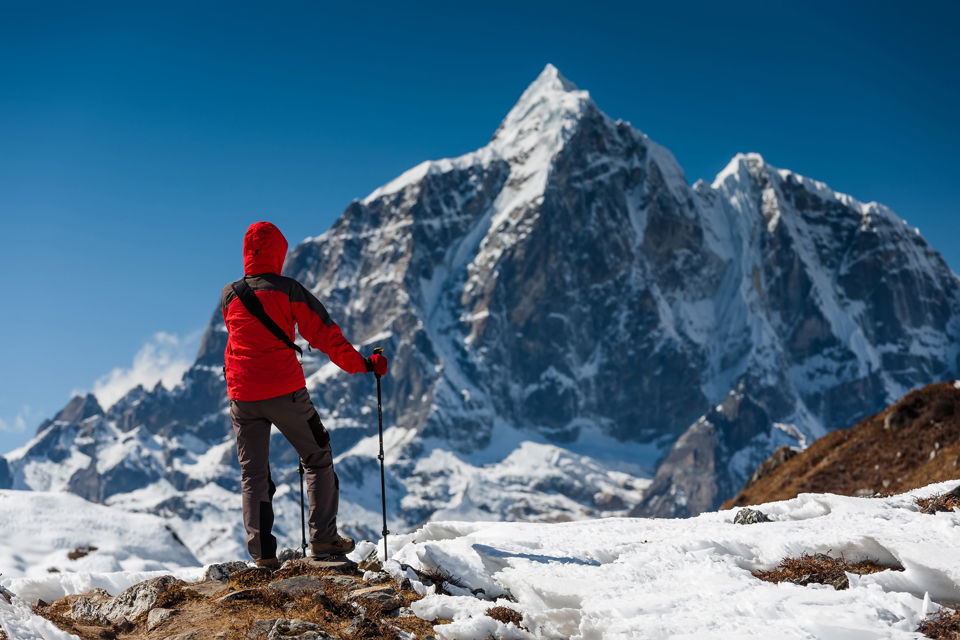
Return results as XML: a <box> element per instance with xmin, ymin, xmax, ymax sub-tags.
<box><xmin>0</xmin><ymin>490</ymin><xmax>203</xmax><ymax>597</ymax></box>
<box><xmin>375</xmin><ymin>480</ymin><xmax>960</xmax><ymax>639</ymax></box>
<box><xmin>3</xmin><ymin>482</ymin><xmax>960</xmax><ymax>638</ymax></box>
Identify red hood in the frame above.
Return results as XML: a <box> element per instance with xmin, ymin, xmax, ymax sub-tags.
<box><xmin>243</xmin><ymin>221</ymin><xmax>288</xmax><ymax>275</ymax></box>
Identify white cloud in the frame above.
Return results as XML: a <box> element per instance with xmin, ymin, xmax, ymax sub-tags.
<box><xmin>92</xmin><ymin>331</ymin><xmax>200</xmax><ymax>410</ymax></box>
<box><xmin>0</xmin><ymin>408</ymin><xmax>29</xmax><ymax>433</ymax></box>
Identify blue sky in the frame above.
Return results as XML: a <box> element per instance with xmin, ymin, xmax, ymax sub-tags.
<box><xmin>1</xmin><ymin>1</ymin><xmax>958</xmax><ymax>453</ymax></box>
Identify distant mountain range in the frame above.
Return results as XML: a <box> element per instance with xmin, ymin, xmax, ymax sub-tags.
<box><xmin>5</xmin><ymin>64</ymin><xmax>959</xmax><ymax>561</ymax></box>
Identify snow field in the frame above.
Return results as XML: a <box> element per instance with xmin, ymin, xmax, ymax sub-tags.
<box><xmin>378</xmin><ymin>480</ymin><xmax>960</xmax><ymax>639</ymax></box>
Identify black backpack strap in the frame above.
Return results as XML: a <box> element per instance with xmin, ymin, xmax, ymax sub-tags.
<box><xmin>231</xmin><ymin>278</ymin><xmax>303</xmax><ymax>357</ymax></box>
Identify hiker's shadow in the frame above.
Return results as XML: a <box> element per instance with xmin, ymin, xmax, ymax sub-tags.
<box><xmin>472</xmin><ymin>543</ymin><xmax>602</xmax><ymax>571</ymax></box>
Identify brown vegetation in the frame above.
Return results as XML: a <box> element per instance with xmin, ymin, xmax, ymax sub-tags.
<box><xmin>36</xmin><ymin>559</ymin><xmax>444</xmax><ymax>640</ymax></box>
<box><xmin>486</xmin><ymin>605</ymin><xmax>525</xmax><ymax>629</ymax></box>
<box><xmin>918</xmin><ymin>608</ymin><xmax>960</xmax><ymax>639</ymax></box>
<box><xmin>68</xmin><ymin>546</ymin><xmax>98</xmax><ymax>561</ymax></box>
<box><xmin>753</xmin><ymin>552</ymin><xmax>903</xmax><ymax>590</ymax></box>
<box><xmin>415</xmin><ymin>565</ymin><xmax>467</xmax><ymax>596</ymax></box>
<box><xmin>916</xmin><ymin>490</ymin><xmax>960</xmax><ymax>514</ymax></box>
<box><xmin>725</xmin><ymin>382</ymin><xmax>960</xmax><ymax>508</ymax></box>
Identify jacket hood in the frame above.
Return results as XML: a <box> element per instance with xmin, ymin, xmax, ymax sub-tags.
<box><xmin>243</xmin><ymin>221</ymin><xmax>288</xmax><ymax>275</ymax></box>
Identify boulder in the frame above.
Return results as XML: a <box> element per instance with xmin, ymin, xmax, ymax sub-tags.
<box><xmin>733</xmin><ymin>508</ymin><xmax>771</xmax><ymax>524</ymax></box>
<box><xmin>102</xmin><ymin>575</ymin><xmax>181</xmax><ymax>624</ymax></box>
<box><xmin>266</xmin><ymin>575</ymin><xmax>324</xmax><ymax>599</ymax></box>
<box><xmin>69</xmin><ymin>588</ymin><xmax>113</xmax><ymax>623</ymax></box>
<box><xmin>204</xmin><ymin>561</ymin><xmax>249</xmax><ymax>583</ymax></box>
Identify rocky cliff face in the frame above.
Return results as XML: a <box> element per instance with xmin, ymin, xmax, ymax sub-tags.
<box><xmin>6</xmin><ymin>65</ymin><xmax>960</xmax><ymax>559</ymax></box>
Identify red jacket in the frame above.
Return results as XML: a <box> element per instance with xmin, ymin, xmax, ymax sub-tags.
<box><xmin>221</xmin><ymin>221</ymin><xmax>368</xmax><ymax>401</ymax></box>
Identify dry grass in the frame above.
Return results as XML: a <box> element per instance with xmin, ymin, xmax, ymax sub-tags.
<box><xmin>918</xmin><ymin>608</ymin><xmax>960</xmax><ymax>639</ymax></box>
<box><xmin>916</xmin><ymin>492</ymin><xmax>960</xmax><ymax>514</ymax></box>
<box><xmin>724</xmin><ymin>382</ymin><xmax>960</xmax><ymax>509</ymax></box>
<box><xmin>753</xmin><ymin>553</ymin><xmax>903</xmax><ymax>590</ymax></box>
<box><xmin>487</xmin><ymin>605</ymin><xmax>525</xmax><ymax>629</ymax></box>
<box><xmin>67</xmin><ymin>545</ymin><xmax>98</xmax><ymax>561</ymax></box>
<box><xmin>416</xmin><ymin>565</ymin><xmax>467</xmax><ymax>596</ymax></box>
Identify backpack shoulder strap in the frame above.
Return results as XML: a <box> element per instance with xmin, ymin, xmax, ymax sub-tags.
<box><xmin>231</xmin><ymin>278</ymin><xmax>303</xmax><ymax>357</ymax></box>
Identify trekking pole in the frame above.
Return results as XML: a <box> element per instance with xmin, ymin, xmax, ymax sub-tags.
<box><xmin>297</xmin><ymin>462</ymin><xmax>308</xmax><ymax>559</ymax></box>
<box><xmin>373</xmin><ymin>347</ymin><xmax>390</xmax><ymax>562</ymax></box>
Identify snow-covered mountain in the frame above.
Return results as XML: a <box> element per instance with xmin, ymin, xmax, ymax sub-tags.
<box><xmin>4</xmin><ymin>64</ymin><xmax>959</xmax><ymax>560</ymax></box>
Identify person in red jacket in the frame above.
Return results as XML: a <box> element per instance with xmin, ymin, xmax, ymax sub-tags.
<box><xmin>221</xmin><ymin>221</ymin><xmax>388</xmax><ymax>568</ymax></box>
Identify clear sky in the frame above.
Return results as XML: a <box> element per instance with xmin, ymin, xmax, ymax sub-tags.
<box><xmin>1</xmin><ymin>1</ymin><xmax>958</xmax><ymax>454</ymax></box>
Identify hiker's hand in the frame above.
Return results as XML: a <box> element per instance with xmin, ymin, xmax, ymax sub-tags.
<box><xmin>366</xmin><ymin>353</ymin><xmax>388</xmax><ymax>377</ymax></box>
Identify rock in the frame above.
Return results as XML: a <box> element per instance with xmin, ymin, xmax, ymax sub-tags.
<box><xmin>733</xmin><ymin>508</ymin><xmax>771</xmax><ymax>524</ymax></box>
<box><xmin>147</xmin><ymin>607</ymin><xmax>176</xmax><ymax>631</ymax></box>
<box><xmin>250</xmin><ymin>618</ymin><xmax>334</xmax><ymax>640</ymax></box>
<box><xmin>32</xmin><ymin>598</ymin><xmax>49</xmax><ymax>609</ymax></box>
<box><xmin>204</xmin><ymin>561</ymin><xmax>249</xmax><ymax>583</ymax></box>
<box><xmin>830</xmin><ymin>574</ymin><xmax>850</xmax><ymax>590</ymax></box>
<box><xmin>269</xmin><ymin>619</ymin><xmax>329</xmax><ymax>639</ymax></box>
<box><xmin>396</xmin><ymin>606</ymin><xmax>417</xmax><ymax>617</ymax></box>
<box><xmin>102</xmin><ymin>575</ymin><xmax>181</xmax><ymax>624</ymax></box>
<box><xmin>947</xmin><ymin>484</ymin><xmax>960</xmax><ymax>500</ymax></box>
<box><xmin>361</xmin><ymin>571</ymin><xmax>391</xmax><ymax>585</ymax></box>
<box><xmin>267</xmin><ymin>575</ymin><xmax>325</xmax><ymax>599</ymax></box>
<box><xmin>247</xmin><ymin>619</ymin><xmax>279</xmax><ymax>640</ymax></box>
<box><xmin>346</xmin><ymin>614</ymin><xmax>380</xmax><ymax>635</ymax></box>
<box><xmin>350</xmin><ymin>585</ymin><xmax>402</xmax><ymax>611</ymax></box>
<box><xmin>278</xmin><ymin>547</ymin><xmax>307</xmax><ymax>562</ymax></box>
<box><xmin>323</xmin><ymin>574</ymin><xmax>363</xmax><ymax>590</ymax></box>
<box><xmin>216</xmin><ymin>588</ymin><xmax>261</xmax><ymax>603</ymax></box>
<box><xmin>69</xmin><ymin>588</ymin><xmax>113</xmax><ymax>623</ymax></box>
<box><xmin>308</xmin><ymin>557</ymin><xmax>357</xmax><ymax>570</ymax></box>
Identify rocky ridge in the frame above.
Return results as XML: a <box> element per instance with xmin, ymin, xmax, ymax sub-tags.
<box><xmin>31</xmin><ymin>556</ymin><xmax>446</xmax><ymax>640</ymax></box>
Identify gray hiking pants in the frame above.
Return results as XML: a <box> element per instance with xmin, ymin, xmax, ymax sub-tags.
<box><xmin>230</xmin><ymin>387</ymin><xmax>339</xmax><ymax>561</ymax></box>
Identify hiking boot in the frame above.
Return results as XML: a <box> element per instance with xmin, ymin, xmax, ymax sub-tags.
<box><xmin>255</xmin><ymin>557</ymin><xmax>281</xmax><ymax>570</ymax></box>
<box><xmin>311</xmin><ymin>535</ymin><xmax>355</xmax><ymax>558</ymax></box>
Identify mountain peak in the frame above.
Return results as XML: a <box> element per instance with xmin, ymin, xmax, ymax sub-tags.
<box><xmin>712</xmin><ymin>152</ymin><xmax>767</xmax><ymax>188</ymax></box>
<box><xmin>530</xmin><ymin>63</ymin><xmax>580</xmax><ymax>94</ymax></box>
<box><xmin>490</xmin><ymin>64</ymin><xmax>593</xmax><ymax>166</ymax></box>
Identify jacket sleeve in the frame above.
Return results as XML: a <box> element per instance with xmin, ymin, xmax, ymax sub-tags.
<box><xmin>292</xmin><ymin>282</ymin><xmax>369</xmax><ymax>374</ymax></box>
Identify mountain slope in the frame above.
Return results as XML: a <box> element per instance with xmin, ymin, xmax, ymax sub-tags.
<box><xmin>724</xmin><ymin>381</ymin><xmax>960</xmax><ymax>509</ymax></box>
<box><xmin>5</xmin><ymin>65</ymin><xmax>960</xmax><ymax>561</ymax></box>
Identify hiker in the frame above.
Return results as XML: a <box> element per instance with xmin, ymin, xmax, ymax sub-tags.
<box><xmin>221</xmin><ymin>221</ymin><xmax>388</xmax><ymax>568</ymax></box>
